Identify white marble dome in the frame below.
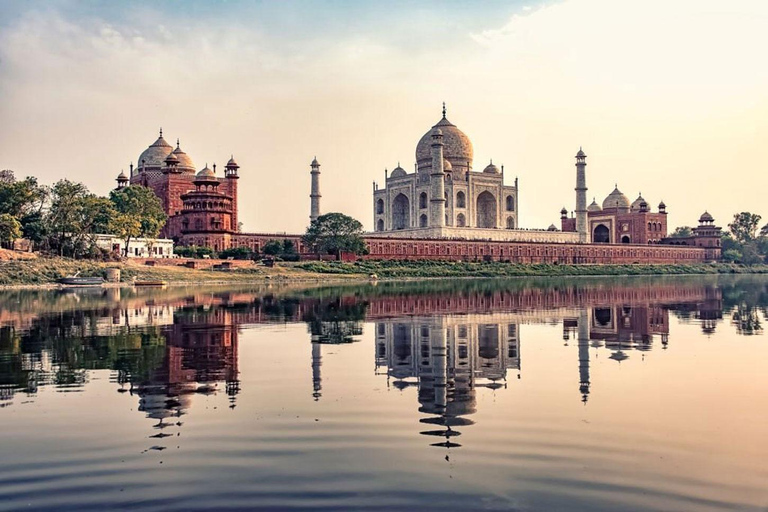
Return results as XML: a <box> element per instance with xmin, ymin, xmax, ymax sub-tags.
<box><xmin>415</xmin><ymin>115</ymin><xmax>473</xmax><ymax>169</ymax></box>
<box><xmin>137</xmin><ymin>131</ymin><xmax>173</xmax><ymax>172</ymax></box>
<box><xmin>602</xmin><ymin>186</ymin><xmax>630</xmax><ymax>211</ymax></box>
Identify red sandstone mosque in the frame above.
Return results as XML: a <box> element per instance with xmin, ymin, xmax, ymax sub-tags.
<box><xmin>116</xmin><ymin>107</ymin><xmax>722</xmax><ymax>263</ymax></box>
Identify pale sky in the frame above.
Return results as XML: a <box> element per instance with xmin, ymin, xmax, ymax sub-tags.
<box><xmin>1</xmin><ymin>0</ymin><xmax>767</xmax><ymax>233</ymax></box>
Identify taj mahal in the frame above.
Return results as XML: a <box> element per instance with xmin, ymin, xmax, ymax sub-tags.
<box><xmin>115</xmin><ymin>104</ymin><xmax>722</xmax><ymax>264</ymax></box>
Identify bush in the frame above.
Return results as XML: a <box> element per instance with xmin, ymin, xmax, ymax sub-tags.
<box><xmin>219</xmin><ymin>246</ymin><xmax>255</xmax><ymax>260</ymax></box>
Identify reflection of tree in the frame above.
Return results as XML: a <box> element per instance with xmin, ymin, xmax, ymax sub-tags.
<box><xmin>731</xmin><ymin>303</ymin><xmax>763</xmax><ymax>335</ymax></box>
<box><xmin>302</xmin><ymin>299</ymin><xmax>366</xmax><ymax>344</ymax></box>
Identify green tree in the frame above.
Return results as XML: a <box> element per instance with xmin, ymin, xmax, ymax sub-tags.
<box><xmin>47</xmin><ymin>180</ymin><xmax>116</xmax><ymax>257</ymax></box>
<box><xmin>262</xmin><ymin>239</ymin><xmax>284</xmax><ymax>256</ymax></box>
<box><xmin>0</xmin><ymin>213</ymin><xmax>22</xmax><ymax>246</ymax></box>
<box><xmin>669</xmin><ymin>226</ymin><xmax>693</xmax><ymax>238</ymax></box>
<box><xmin>729</xmin><ymin>212</ymin><xmax>761</xmax><ymax>244</ymax></box>
<box><xmin>109</xmin><ymin>186</ymin><xmax>166</xmax><ymax>257</ymax></box>
<box><xmin>302</xmin><ymin>213</ymin><xmax>367</xmax><ymax>257</ymax></box>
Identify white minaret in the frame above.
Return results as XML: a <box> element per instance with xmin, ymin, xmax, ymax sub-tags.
<box><xmin>429</xmin><ymin>126</ymin><xmax>446</xmax><ymax>228</ymax></box>
<box><xmin>575</xmin><ymin>148</ymin><xmax>589</xmax><ymax>243</ymax></box>
<box><xmin>310</xmin><ymin>157</ymin><xmax>321</xmax><ymax>223</ymax></box>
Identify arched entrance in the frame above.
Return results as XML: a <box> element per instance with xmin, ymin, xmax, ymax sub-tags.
<box><xmin>593</xmin><ymin>224</ymin><xmax>610</xmax><ymax>243</ymax></box>
<box><xmin>476</xmin><ymin>191</ymin><xmax>497</xmax><ymax>228</ymax></box>
<box><xmin>621</xmin><ymin>235</ymin><xmax>630</xmax><ymax>244</ymax></box>
<box><xmin>392</xmin><ymin>194</ymin><xmax>410</xmax><ymax>230</ymax></box>
<box><xmin>376</xmin><ymin>219</ymin><xmax>384</xmax><ymax>231</ymax></box>
<box><xmin>456</xmin><ymin>213</ymin><xmax>466</xmax><ymax>227</ymax></box>
<box><xmin>419</xmin><ymin>214</ymin><xmax>428</xmax><ymax>227</ymax></box>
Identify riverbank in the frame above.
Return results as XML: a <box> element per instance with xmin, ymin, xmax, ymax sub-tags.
<box><xmin>297</xmin><ymin>260</ymin><xmax>768</xmax><ymax>278</ymax></box>
<box><xmin>1</xmin><ymin>256</ymin><xmax>767</xmax><ymax>288</ymax></box>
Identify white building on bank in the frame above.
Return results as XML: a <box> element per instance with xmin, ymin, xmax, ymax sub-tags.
<box><xmin>94</xmin><ymin>234</ymin><xmax>175</xmax><ymax>258</ymax></box>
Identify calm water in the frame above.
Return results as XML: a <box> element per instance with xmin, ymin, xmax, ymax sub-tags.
<box><xmin>1</xmin><ymin>276</ymin><xmax>767</xmax><ymax>511</ymax></box>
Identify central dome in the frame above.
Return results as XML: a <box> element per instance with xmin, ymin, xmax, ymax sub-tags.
<box><xmin>136</xmin><ymin>130</ymin><xmax>173</xmax><ymax>174</ymax></box>
<box><xmin>415</xmin><ymin>114</ymin><xmax>473</xmax><ymax>169</ymax></box>
<box><xmin>602</xmin><ymin>186</ymin><xmax>630</xmax><ymax>211</ymax></box>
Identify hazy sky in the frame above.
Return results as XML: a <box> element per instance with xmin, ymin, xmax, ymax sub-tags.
<box><xmin>1</xmin><ymin>0</ymin><xmax>767</xmax><ymax>233</ymax></box>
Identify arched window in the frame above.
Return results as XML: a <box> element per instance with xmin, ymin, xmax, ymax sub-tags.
<box><xmin>506</xmin><ymin>217</ymin><xmax>515</xmax><ymax>229</ymax></box>
<box><xmin>648</xmin><ymin>222</ymin><xmax>652</xmax><ymax>231</ymax></box>
<box><xmin>456</xmin><ymin>191</ymin><xmax>466</xmax><ymax>208</ymax></box>
<box><xmin>506</xmin><ymin>195</ymin><xmax>514</xmax><ymax>211</ymax></box>
<box><xmin>621</xmin><ymin>235</ymin><xmax>630</xmax><ymax>244</ymax></box>
<box><xmin>419</xmin><ymin>214</ymin><xmax>428</xmax><ymax>227</ymax></box>
<box><xmin>376</xmin><ymin>219</ymin><xmax>384</xmax><ymax>231</ymax></box>
<box><xmin>376</xmin><ymin>198</ymin><xmax>384</xmax><ymax>214</ymax></box>
<box><xmin>476</xmin><ymin>191</ymin><xmax>497</xmax><ymax>228</ymax></box>
<box><xmin>419</xmin><ymin>192</ymin><xmax>428</xmax><ymax>209</ymax></box>
<box><xmin>457</xmin><ymin>213</ymin><xmax>466</xmax><ymax>227</ymax></box>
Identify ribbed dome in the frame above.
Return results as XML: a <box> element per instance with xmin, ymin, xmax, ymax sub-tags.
<box><xmin>602</xmin><ymin>186</ymin><xmax>630</xmax><ymax>211</ymax></box>
<box><xmin>630</xmin><ymin>193</ymin><xmax>646</xmax><ymax>212</ymax></box>
<box><xmin>415</xmin><ymin>115</ymin><xmax>473</xmax><ymax>169</ymax></box>
<box><xmin>171</xmin><ymin>142</ymin><xmax>196</xmax><ymax>173</ymax></box>
<box><xmin>483</xmin><ymin>161</ymin><xmax>499</xmax><ymax>174</ymax></box>
<box><xmin>587</xmin><ymin>198</ymin><xmax>602</xmax><ymax>212</ymax></box>
<box><xmin>390</xmin><ymin>165</ymin><xmax>407</xmax><ymax>178</ymax></box>
<box><xmin>137</xmin><ymin>130</ymin><xmax>173</xmax><ymax>173</ymax></box>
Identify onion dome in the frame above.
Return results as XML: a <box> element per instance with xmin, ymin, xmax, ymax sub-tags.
<box><xmin>137</xmin><ymin>129</ymin><xmax>173</xmax><ymax>172</ymax></box>
<box><xmin>602</xmin><ymin>185</ymin><xmax>630</xmax><ymax>211</ymax></box>
<box><xmin>699</xmin><ymin>211</ymin><xmax>714</xmax><ymax>223</ymax></box>
<box><xmin>587</xmin><ymin>198</ymin><xmax>602</xmax><ymax>212</ymax></box>
<box><xmin>483</xmin><ymin>160</ymin><xmax>500</xmax><ymax>174</ymax></box>
<box><xmin>630</xmin><ymin>193</ymin><xmax>646</xmax><ymax>212</ymax></box>
<box><xmin>443</xmin><ymin>158</ymin><xmax>452</xmax><ymax>171</ymax></box>
<box><xmin>415</xmin><ymin>105</ymin><xmax>474</xmax><ymax>170</ymax></box>
<box><xmin>171</xmin><ymin>140</ymin><xmax>196</xmax><ymax>173</ymax></box>
<box><xmin>390</xmin><ymin>164</ymin><xmax>407</xmax><ymax>178</ymax></box>
<box><xmin>196</xmin><ymin>164</ymin><xmax>216</xmax><ymax>179</ymax></box>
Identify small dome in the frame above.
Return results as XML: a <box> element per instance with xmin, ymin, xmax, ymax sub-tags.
<box><xmin>630</xmin><ymin>193</ymin><xmax>646</xmax><ymax>212</ymax></box>
<box><xmin>310</xmin><ymin>157</ymin><xmax>320</xmax><ymax>167</ymax></box>
<box><xmin>576</xmin><ymin>147</ymin><xmax>586</xmax><ymax>157</ymax></box>
<box><xmin>483</xmin><ymin>161</ymin><xmax>500</xmax><ymax>174</ymax></box>
<box><xmin>390</xmin><ymin>165</ymin><xmax>407</xmax><ymax>178</ymax></box>
<box><xmin>587</xmin><ymin>198</ymin><xmax>602</xmax><ymax>212</ymax></box>
<box><xmin>171</xmin><ymin>142</ymin><xmax>196</xmax><ymax>173</ymax></box>
<box><xmin>443</xmin><ymin>158</ymin><xmax>452</xmax><ymax>171</ymax></box>
<box><xmin>699</xmin><ymin>211</ymin><xmax>714</xmax><ymax>223</ymax></box>
<box><xmin>227</xmin><ymin>155</ymin><xmax>240</xmax><ymax>169</ymax></box>
<box><xmin>117</xmin><ymin>170</ymin><xmax>128</xmax><ymax>180</ymax></box>
<box><xmin>658</xmin><ymin>200</ymin><xmax>667</xmax><ymax>209</ymax></box>
<box><xmin>197</xmin><ymin>164</ymin><xmax>215</xmax><ymax>179</ymax></box>
<box><xmin>602</xmin><ymin>186</ymin><xmax>630</xmax><ymax>211</ymax></box>
<box><xmin>547</xmin><ymin>224</ymin><xmax>558</xmax><ymax>231</ymax></box>
<box><xmin>560</xmin><ymin>207</ymin><xmax>568</xmax><ymax>215</ymax></box>
<box><xmin>165</xmin><ymin>152</ymin><xmax>179</xmax><ymax>163</ymax></box>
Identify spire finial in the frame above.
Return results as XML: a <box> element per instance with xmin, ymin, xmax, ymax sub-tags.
<box><xmin>176</xmin><ymin>138</ymin><xmax>180</xmax><ymax>148</ymax></box>
<box><xmin>442</xmin><ymin>102</ymin><xmax>446</xmax><ymax>118</ymax></box>
<box><xmin>159</xmin><ymin>127</ymin><xmax>163</xmax><ymax>138</ymax></box>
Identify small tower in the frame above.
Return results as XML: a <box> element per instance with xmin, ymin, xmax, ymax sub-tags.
<box><xmin>225</xmin><ymin>155</ymin><xmax>239</xmax><ymax>179</ymax></box>
<box><xmin>310</xmin><ymin>157</ymin><xmax>321</xmax><ymax>223</ymax></box>
<box><xmin>116</xmin><ymin>170</ymin><xmax>128</xmax><ymax>190</ymax></box>
<box><xmin>429</xmin><ymin>126</ymin><xmax>446</xmax><ymax>228</ymax></box>
<box><xmin>575</xmin><ymin>148</ymin><xmax>589</xmax><ymax>243</ymax></box>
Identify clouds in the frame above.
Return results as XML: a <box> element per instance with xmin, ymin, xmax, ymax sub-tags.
<box><xmin>0</xmin><ymin>0</ymin><xmax>766</xmax><ymax>233</ymax></box>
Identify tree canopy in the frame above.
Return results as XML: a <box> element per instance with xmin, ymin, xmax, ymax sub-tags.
<box><xmin>0</xmin><ymin>214</ymin><xmax>22</xmax><ymax>245</ymax></box>
<box><xmin>303</xmin><ymin>213</ymin><xmax>367</xmax><ymax>256</ymax></box>
<box><xmin>109</xmin><ymin>185</ymin><xmax>167</xmax><ymax>256</ymax></box>
<box><xmin>669</xmin><ymin>226</ymin><xmax>693</xmax><ymax>238</ymax></box>
<box><xmin>729</xmin><ymin>212</ymin><xmax>762</xmax><ymax>244</ymax></box>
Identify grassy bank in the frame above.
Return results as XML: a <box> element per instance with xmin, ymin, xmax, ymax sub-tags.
<box><xmin>0</xmin><ymin>257</ymin><xmax>353</xmax><ymax>287</ymax></box>
<box><xmin>296</xmin><ymin>260</ymin><xmax>768</xmax><ymax>278</ymax></box>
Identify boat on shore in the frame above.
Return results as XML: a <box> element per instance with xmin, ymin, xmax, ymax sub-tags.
<box><xmin>57</xmin><ymin>276</ymin><xmax>104</xmax><ymax>286</ymax></box>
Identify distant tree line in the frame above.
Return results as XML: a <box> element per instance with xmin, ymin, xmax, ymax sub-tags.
<box><xmin>0</xmin><ymin>170</ymin><xmax>165</xmax><ymax>259</ymax></box>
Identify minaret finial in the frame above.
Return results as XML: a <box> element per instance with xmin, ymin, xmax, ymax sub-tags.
<box><xmin>176</xmin><ymin>138</ymin><xmax>180</xmax><ymax>148</ymax></box>
<box><xmin>442</xmin><ymin>102</ymin><xmax>446</xmax><ymax>118</ymax></box>
<box><xmin>159</xmin><ymin>127</ymin><xmax>163</xmax><ymax>137</ymax></box>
